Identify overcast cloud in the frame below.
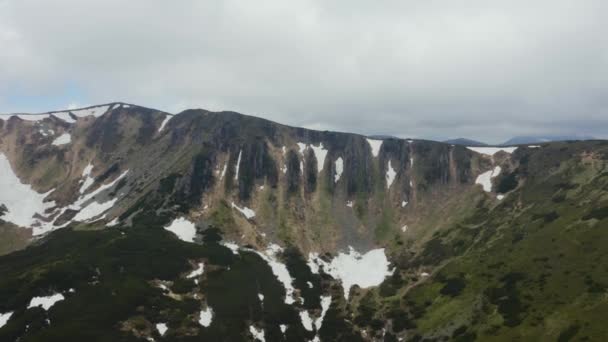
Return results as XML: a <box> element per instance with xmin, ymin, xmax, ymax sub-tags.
<box><xmin>1</xmin><ymin>0</ymin><xmax>607</xmax><ymax>143</ymax></box>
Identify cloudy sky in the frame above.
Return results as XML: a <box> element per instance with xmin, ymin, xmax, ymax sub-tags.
<box><xmin>1</xmin><ymin>0</ymin><xmax>606</xmax><ymax>143</ymax></box>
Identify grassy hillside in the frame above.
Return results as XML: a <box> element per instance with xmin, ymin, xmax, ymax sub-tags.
<box><xmin>367</xmin><ymin>141</ymin><xmax>608</xmax><ymax>341</ymax></box>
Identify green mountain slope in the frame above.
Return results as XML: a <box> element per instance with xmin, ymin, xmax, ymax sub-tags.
<box><xmin>382</xmin><ymin>141</ymin><xmax>608</xmax><ymax>341</ymax></box>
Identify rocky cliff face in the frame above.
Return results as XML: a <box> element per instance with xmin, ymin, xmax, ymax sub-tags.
<box><xmin>0</xmin><ymin>103</ymin><xmax>495</xmax><ymax>255</ymax></box>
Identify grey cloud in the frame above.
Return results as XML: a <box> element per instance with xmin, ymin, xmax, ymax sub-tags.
<box><xmin>1</xmin><ymin>0</ymin><xmax>607</xmax><ymax>143</ymax></box>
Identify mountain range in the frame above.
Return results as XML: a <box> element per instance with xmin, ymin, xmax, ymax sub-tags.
<box><xmin>1</xmin><ymin>103</ymin><xmax>607</xmax><ymax>341</ymax></box>
<box><xmin>445</xmin><ymin>135</ymin><xmax>595</xmax><ymax>147</ymax></box>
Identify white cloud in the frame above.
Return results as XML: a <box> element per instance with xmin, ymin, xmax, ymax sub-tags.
<box><xmin>1</xmin><ymin>0</ymin><xmax>607</xmax><ymax>142</ymax></box>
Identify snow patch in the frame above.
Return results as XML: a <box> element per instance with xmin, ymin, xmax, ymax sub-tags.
<box><xmin>75</xmin><ymin>170</ymin><xmax>128</xmax><ymax>206</ymax></box>
<box><xmin>466</xmin><ymin>146</ymin><xmax>517</xmax><ymax>156</ymax></box>
<box><xmin>401</xmin><ymin>201</ymin><xmax>408</xmax><ymax>208</ymax></box>
<box><xmin>249</xmin><ymin>325</ymin><xmax>266</xmax><ymax>342</ymax></box>
<box><xmin>28</xmin><ymin>293</ymin><xmax>65</xmax><ymax>311</ymax></box>
<box><xmin>219</xmin><ymin>161</ymin><xmax>228</xmax><ymax>180</ymax></box>
<box><xmin>497</xmin><ymin>194</ymin><xmax>505</xmax><ymax>200</ymax></box>
<box><xmin>315</xmin><ymin>296</ymin><xmax>332</xmax><ymax>330</ymax></box>
<box><xmin>307</xmin><ymin>256</ymin><xmax>320</xmax><ymax>274</ymax></box>
<box><xmin>198</xmin><ymin>307</ymin><xmax>213</xmax><ymax>327</ymax></box>
<box><xmin>70</xmin><ymin>170</ymin><xmax>129</xmax><ymax>223</ymax></box>
<box><xmin>251</xmin><ymin>244</ymin><xmax>296</xmax><ymax>305</ymax></box>
<box><xmin>334</xmin><ymin>157</ymin><xmax>344</xmax><ymax>183</ymax></box>
<box><xmin>221</xmin><ymin>241</ymin><xmax>240</xmax><ymax>255</ymax></box>
<box><xmin>346</xmin><ymin>201</ymin><xmax>353</xmax><ymax>208</ymax></box>
<box><xmin>280</xmin><ymin>325</ymin><xmax>287</xmax><ymax>333</ymax></box>
<box><xmin>231</xmin><ymin>202</ymin><xmax>255</xmax><ymax>219</ymax></box>
<box><xmin>300</xmin><ymin>311</ymin><xmax>314</xmax><ymax>331</ymax></box>
<box><xmin>51</xmin><ymin>112</ymin><xmax>76</xmax><ymax>123</ymax></box>
<box><xmin>234</xmin><ymin>150</ymin><xmax>242</xmax><ymax>181</ymax></box>
<box><xmin>475</xmin><ymin>166</ymin><xmax>502</xmax><ymax>192</ymax></box>
<box><xmin>297</xmin><ymin>142</ymin><xmax>307</xmax><ymax>155</ymax></box>
<box><xmin>39</xmin><ymin>129</ymin><xmax>50</xmax><ymax>137</ymax></box>
<box><xmin>0</xmin><ymin>153</ymin><xmax>56</xmax><ymax>230</ymax></box>
<box><xmin>15</xmin><ymin>114</ymin><xmax>51</xmax><ymax>121</ymax></box>
<box><xmin>164</xmin><ymin>217</ymin><xmax>197</xmax><ymax>243</ymax></box>
<box><xmin>308</xmin><ymin>248</ymin><xmax>393</xmax><ymax>299</ymax></box>
<box><xmin>0</xmin><ymin>312</ymin><xmax>13</xmax><ymax>328</ymax></box>
<box><xmin>156</xmin><ymin>323</ymin><xmax>168</xmax><ymax>336</ymax></box>
<box><xmin>310</xmin><ymin>143</ymin><xmax>328</xmax><ymax>172</ymax></box>
<box><xmin>79</xmin><ymin>163</ymin><xmax>95</xmax><ymax>194</ymax></box>
<box><xmin>265</xmin><ymin>243</ymin><xmax>283</xmax><ymax>255</ymax></box>
<box><xmin>187</xmin><ymin>262</ymin><xmax>205</xmax><ymax>278</ymax></box>
<box><xmin>401</xmin><ymin>225</ymin><xmax>408</xmax><ymax>232</ymax></box>
<box><xmin>386</xmin><ymin>160</ymin><xmax>397</xmax><ymax>189</ymax></box>
<box><xmin>366</xmin><ymin>139</ymin><xmax>383</xmax><ymax>157</ymax></box>
<box><xmin>106</xmin><ymin>218</ymin><xmax>119</xmax><ymax>227</ymax></box>
<box><xmin>52</xmin><ymin>133</ymin><xmax>71</xmax><ymax>146</ymax></box>
<box><xmin>158</xmin><ymin>115</ymin><xmax>172</xmax><ymax>132</ymax></box>
<box><xmin>72</xmin><ymin>198</ymin><xmax>117</xmax><ymax>222</ymax></box>
<box><xmin>70</xmin><ymin>105</ymin><xmax>110</xmax><ymax>118</ymax></box>
<box><xmin>300</xmin><ymin>295</ymin><xmax>332</xmax><ymax>340</ymax></box>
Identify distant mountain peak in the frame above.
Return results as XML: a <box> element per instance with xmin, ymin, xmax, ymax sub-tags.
<box><xmin>502</xmin><ymin>135</ymin><xmax>594</xmax><ymax>145</ymax></box>
<box><xmin>443</xmin><ymin>138</ymin><xmax>487</xmax><ymax>147</ymax></box>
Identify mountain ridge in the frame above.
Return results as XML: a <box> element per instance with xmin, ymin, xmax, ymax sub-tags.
<box><xmin>443</xmin><ymin>138</ymin><xmax>488</xmax><ymax>147</ymax></box>
<box><xmin>1</xmin><ymin>102</ymin><xmax>149</xmax><ymax>116</ymax></box>
<box><xmin>0</xmin><ymin>103</ymin><xmax>480</xmax><ymax>251</ymax></box>
<box><xmin>502</xmin><ymin>135</ymin><xmax>595</xmax><ymax>145</ymax></box>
